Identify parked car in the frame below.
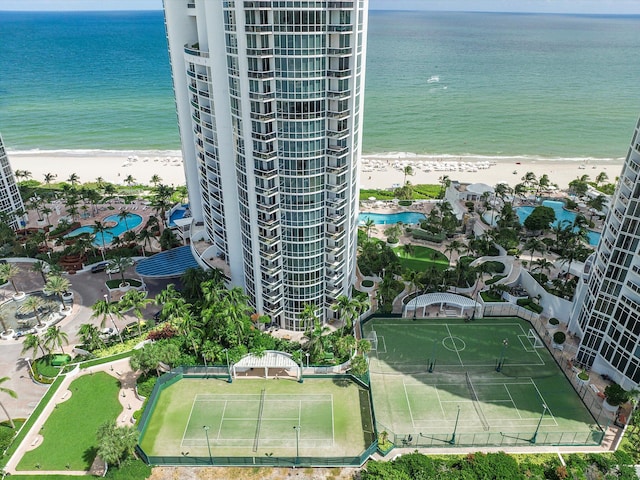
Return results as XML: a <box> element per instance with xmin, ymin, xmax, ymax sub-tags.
<box><xmin>91</xmin><ymin>262</ymin><xmax>108</xmax><ymax>273</ymax></box>
<box><xmin>106</xmin><ymin>265</ymin><xmax>120</xmax><ymax>274</ymax></box>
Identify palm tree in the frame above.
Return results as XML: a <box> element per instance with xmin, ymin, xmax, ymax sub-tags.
<box><xmin>520</xmin><ymin>171</ymin><xmax>537</xmax><ymax>190</ymax></box>
<box><xmin>118</xmin><ymin>209</ymin><xmax>131</xmax><ymax>232</ymax></box>
<box><xmin>67</xmin><ymin>173</ymin><xmax>80</xmax><ymax>186</ymax></box>
<box><xmin>78</xmin><ymin>323</ymin><xmax>105</xmax><ymax>351</ymax></box>
<box><xmin>31</xmin><ymin>260</ymin><xmax>49</xmax><ymax>283</ymax></box>
<box><xmin>91</xmin><ymin>299</ymin><xmax>124</xmax><ymax>343</ymax></box>
<box><xmin>299</xmin><ymin>303</ymin><xmax>318</xmax><ymax>332</ymax></box>
<box><xmin>595</xmin><ymin>171</ymin><xmax>609</xmax><ymax>187</ymax></box>
<box><xmin>124</xmin><ymin>175</ymin><xmax>136</xmax><ymax>187</ymax></box>
<box><xmin>14</xmin><ymin>170</ymin><xmax>32</xmax><ymax>181</ymax></box>
<box><xmin>523</xmin><ymin>237</ymin><xmax>546</xmax><ymax>265</ymax></box>
<box><xmin>21</xmin><ymin>333</ymin><xmax>47</xmax><ymax>359</ymax></box>
<box><xmin>304</xmin><ymin>320</ymin><xmax>330</xmax><ymax>362</ymax></box>
<box><xmin>107</xmin><ymin>256</ymin><xmax>134</xmax><ymax>286</ymax></box>
<box><xmin>119</xmin><ymin>290</ymin><xmax>153</xmax><ymax>336</ymax></box>
<box><xmin>137</xmin><ymin>229</ymin><xmax>154</xmax><ymax>256</ymax></box>
<box><xmin>331</xmin><ymin>295</ymin><xmax>360</xmax><ymax>335</ymax></box>
<box><xmin>43</xmin><ymin>326</ymin><xmax>69</xmax><ymax>354</ymax></box>
<box><xmin>44</xmin><ymin>275</ymin><xmax>71</xmax><ymax>310</ymax></box>
<box><xmin>444</xmin><ymin>239</ymin><xmax>464</xmax><ymax>265</ymax></box>
<box><xmin>0</xmin><ymin>377</ymin><xmax>18</xmax><ymax>428</ymax></box>
<box><xmin>92</xmin><ymin>221</ymin><xmax>108</xmax><ymax>258</ymax></box>
<box><xmin>403</xmin><ymin>270</ymin><xmax>424</xmax><ymax>317</ymax></box>
<box><xmin>362</xmin><ymin>218</ymin><xmax>375</xmax><ymax>239</ymax></box>
<box><xmin>150</xmin><ymin>174</ymin><xmax>162</xmax><ymax>186</ymax></box>
<box><xmin>23</xmin><ymin>295</ymin><xmax>45</xmax><ymax>327</ymax></box>
<box><xmin>0</xmin><ymin>263</ymin><xmax>21</xmax><ymax>294</ymax></box>
<box><xmin>532</xmin><ymin>258</ymin><xmax>554</xmax><ymax>276</ymax></box>
<box><xmin>586</xmin><ymin>194</ymin><xmax>607</xmax><ymax>219</ymax></box>
<box><xmin>402</xmin><ymin>165</ymin><xmax>414</xmax><ymax>185</ymax></box>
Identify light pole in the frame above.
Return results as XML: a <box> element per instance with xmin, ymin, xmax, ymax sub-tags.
<box><xmin>449</xmin><ymin>405</ymin><xmax>461</xmax><ymax>445</ymax></box>
<box><xmin>223</xmin><ymin>348</ymin><xmax>232</xmax><ymax>383</ymax></box>
<box><xmin>305</xmin><ymin>352</ymin><xmax>310</xmax><ymax>368</ymax></box>
<box><xmin>202</xmin><ymin>425</ymin><xmax>212</xmax><ymax>464</ymax></box>
<box><xmin>104</xmin><ymin>294</ymin><xmax>123</xmax><ymax>343</ymax></box>
<box><xmin>530</xmin><ymin>404</ymin><xmax>548</xmax><ymax>444</ymax></box>
<box><xmin>293</xmin><ymin>425</ymin><xmax>301</xmax><ymax>467</ymax></box>
<box><xmin>496</xmin><ymin>338</ymin><xmax>508</xmax><ymax>372</ymax></box>
<box><xmin>25</xmin><ymin>357</ymin><xmax>35</xmax><ymax>378</ymax></box>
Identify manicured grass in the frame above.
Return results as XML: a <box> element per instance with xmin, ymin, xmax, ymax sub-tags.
<box><xmin>481</xmin><ymin>291</ymin><xmax>506</xmax><ymax>302</ymax></box>
<box><xmin>393</xmin><ymin>245</ymin><xmax>449</xmax><ymax>272</ymax></box>
<box><xmin>0</xmin><ymin>376</ymin><xmax>65</xmax><ymax>469</ymax></box>
<box><xmin>364</xmin><ymin>317</ymin><xmax>599</xmax><ymax>447</ymax></box>
<box><xmin>34</xmin><ymin>356</ymin><xmax>62</xmax><ymax>378</ymax></box>
<box><xmin>140</xmin><ymin>377</ymin><xmax>370</xmax><ymax>459</ymax></box>
<box><xmin>17</xmin><ymin>372</ymin><xmax>122</xmax><ymax>471</ymax></box>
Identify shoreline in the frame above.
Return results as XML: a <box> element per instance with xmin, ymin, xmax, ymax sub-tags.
<box><xmin>6</xmin><ymin>149</ymin><xmax>625</xmax><ymax>190</ymax></box>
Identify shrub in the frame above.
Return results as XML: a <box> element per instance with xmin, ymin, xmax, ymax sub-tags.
<box><xmin>549</xmin><ymin>317</ymin><xmax>560</xmax><ymax>325</ymax></box>
<box><xmin>136</xmin><ymin>374</ymin><xmax>158</xmax><ymax>399</ymax></box>
<box><xmin>361</xmin><ymin>279</ymin><xmax>374</xmax><ymax>288</ymax></box>
<box><xmin>398</xmin><ymin>200</ymin><xmax>412</xmax><ymax>206</ymax></box>
<box><xmin>553</xmin><ymin>331</ymin><xmax>566</xmax><ymax>345</ymax></box>
<box><xmin>387</xmin><ymin>236</ymin><xmax>399</xmax><ymax>244</ymax></box>
<box><xmin>578</xmin><ymin>370</ymin><xmax>589</xmax><ymax>381</ymax></box>
<box><xmin>410</xmin><ymin>229</ymin><xmax>445</xmax><ymax>243</ymax></box>
<box><xmin>603</xmin><ymin>383</ymin><xmax>632</xmax><ymax>407</ymax></box>
<box><xmin>483</xmin><ymin>261</ymin><xmax>505</xmax><ymax>274</ymax></box>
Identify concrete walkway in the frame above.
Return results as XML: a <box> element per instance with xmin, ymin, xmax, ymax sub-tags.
<box><xmin>3</xmin><ymin>357</ymin><xmax>142</xmax><ymax>476</ymax></box>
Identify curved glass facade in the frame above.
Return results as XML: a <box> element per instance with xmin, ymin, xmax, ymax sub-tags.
<box><xmin>164</xmin><ymin>0</ymin><xmax>368</xmax><ymax>330</ymax></box>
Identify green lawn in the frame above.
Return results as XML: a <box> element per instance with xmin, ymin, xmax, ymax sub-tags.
<box><xmin>140</xmin><ymin>377</ymin><xmax>371</xmax><ymax>459</ymax></box>
<box><xmin>393</xmin><ymin>245</ymin><xmax>450</xmax><ymax>272</ymax></box>
<box><xmin>17</xmin><ymin>372</ymin><xmax>122</xmax><ymax>471</ymax></box>
<box><xmin>363</xmin><ymin>317</ymin><xmax>601</xmax><ymax>448</ymax></box>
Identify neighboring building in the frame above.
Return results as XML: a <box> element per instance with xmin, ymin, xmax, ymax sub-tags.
<box><xmin>0</xmin><ymin>134</ymin><xmax>25</xmax><ymax>230</ymax></box>
<box><xmin>570</xmin><ymin>116</ymin><xmax>640</xmax><ymax>389</ymax></box>
<box><xmin>163</xmin><ymin>1</ymin><xmax>369</xmax><ymax>329</ymax></box>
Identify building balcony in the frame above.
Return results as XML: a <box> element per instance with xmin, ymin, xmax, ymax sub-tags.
<box><xmin>327</xmin><ymin>25</ymin><xmax>353</xmax><ymax>33</ymax></box>
<box><xmin>327</xmin><ymin>183</ymin><xmax>348</xmax><ymax>194</ymax></box>
<box><xmin>198</xmin><ymin>89</ymin><xmax>210</xmax><ymax>98</ymax></box>
<box><xmin>326</xmin><ymin>228</ymin><xmax>346</xmax><ymax>240</ymax></box>
<box><xmin>327</xmin><ymin>129</ymin><xmax>349</xmax><ymax>139</ymax></box>
<box><xmin>327</xmin><ymin>196</ymin><xmax>347</xmax><ymax>208</ymax></box>
<box><xmin>247</xmin><ymin>48</ymin><xmax>274</xmax><ymax>57</ymax></box>
<box><xmin>250</xmin><ymin>111</ymin><xmax>276</xmax><ymax>121</ymax></box>
<box><xmin>328</xmin><ymin>1</ymin><xmax>355</xmax><ymax>8</ymax></box>
<box><xmin>253</xmin><ymin>149</ymin><xmax>277</xmax><ymax>160</ymax></box>
<box><xmin>327</xmin><ymin>90</ymin><xmax>350</xmax><ymax>99</ymax></box>
<box><xmin>328</xmin><ymin>213</ymin><xmax>347</xmax><ymax>226</ymax></box>
<box><xmin>327</xmin><ymin>47</ymin><xmax>353</xmax><ymax>56</ymax></box>
<box><xmin>249</xmin><ymin>91</ymin><xmax>276</xmax><ymax>101</ymax></box>
<box><xmin>327</xmin><ymin>110</ymin><xmax>350</xmax><ymax>119</ymax></box>
<box><xmin>247</xmin><ymin>70</ymin><xmax>275</xmax><ymax>79</ymax></box>
<box><xmin>184</xmin><ymin>44</ymin><xmax>210</xmax><ymax>58</ymax></box>
<box><xmin>245</xmin><ymin>25</ymin><xmax>273</xmax><ymax>33</ymax></box>
<box><xmin>252</xmin><ymin>131</ymin><xmax>276</xmax><ymax>141</ymax></box>
<box><xmin>258</xmin><ymin>215</ymin><xmax>278</xmax><ymax>227</ymax></box>
<box><xmin>187</xmin><ymin>2</ymin><xmax>195</xmax><ymax>8</ymax></box>
<box><xmin>196</xmin><ymin>73</ymin><xmax>208</xmax><ymax>81</ymax></box>
<box><xmin>327</xmin><ymin>69</ymin><xmax>352</xmax><ymax>78</ymax></box>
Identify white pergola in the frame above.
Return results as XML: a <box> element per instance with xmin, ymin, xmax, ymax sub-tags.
<box><xmin>232</xmin><ymin>350</ymin><xmax>301</xmax><ymax>381</ymax></box>
<box><xmin>404</xmin><ymin>293</ymin><xmax>482</xmax><ymax>318</ymax></box>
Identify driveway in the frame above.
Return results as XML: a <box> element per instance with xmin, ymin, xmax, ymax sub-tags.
<box><xmin>0</xmin><ymin>262</ymin><xmax>172</xmax><ymax>422</ymax></box>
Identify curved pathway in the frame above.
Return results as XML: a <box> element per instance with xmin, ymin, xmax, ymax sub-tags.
<box><xmin>3</xmin><ymin>356</ymin><xmax>143</xmax><ymax>476</ymax></box>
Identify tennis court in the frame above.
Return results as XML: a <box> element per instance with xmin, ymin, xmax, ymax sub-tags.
<box><xmin>364</xmin><ymin>317</ymin><xmax>603</xmax><ymax>447</ymax></box>
<box><xmin>139</xmin><ymin>377</ymin><xmax>372</xmax><ymax>459</ymax></box>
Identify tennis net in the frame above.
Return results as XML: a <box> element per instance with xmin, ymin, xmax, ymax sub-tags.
<box><xmin>466</xmin><ymin>372</ymin><xmax>490</xmax><ymax>431</ymax></box>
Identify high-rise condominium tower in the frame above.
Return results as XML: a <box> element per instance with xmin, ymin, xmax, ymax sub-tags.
<box><xmin>0</xmin><ymin>134</ymin><xmax>25</xmax><ymax>230</ymax></box>
<box><xmin>570</xmin><ymin>116</ymin><xmax>640</xmax><ymax>389</ymax></box>
<box><xmin>163</xmin><ymin>1</ymin><xmax>368</xmax><ymax>330</ymax></box>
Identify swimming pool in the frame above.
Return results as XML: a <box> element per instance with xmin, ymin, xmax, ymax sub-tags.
<box><xmin>517</xmin><ymin>200</ymin><xmax>600</xmax><ymax>246</ymax></box>
<box><xmin>359</xmin><ymin>212</ymin><xmax>426</xmax><ymax>225</ymax></box>
<box><xmin>169</xmin><ymin>204</ymin><xmax>190</xmax><ymax>227</ymax></box>
<box><xmin>65</xmin><ymin>213</ymin><xmax>143</xmax><ymax>247</ymax></box>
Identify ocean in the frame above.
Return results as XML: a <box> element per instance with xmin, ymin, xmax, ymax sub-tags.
<box><xmin>0</xmin><ymin>10</ymin><xmax>639</xmax><ymax>160</ymax></box>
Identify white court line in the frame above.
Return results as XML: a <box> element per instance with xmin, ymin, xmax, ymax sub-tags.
<box><xmin>372</xmin><ymin>322</ymin><xmax>527</xmax><ymax>327</ymax></box>
<box><xmin>377</xmin><ymin>335</ymin><xmax>388</xmax><ymax>354</ymax></box>
<box><xmin>433</xmin><ymin>385</ymin><xmax>448</xmax><ymax>420</ymax></box>
<box><xmin>515</xmin><ymin>323</ymin><xmax>546</xmax><ymax>365</ymax></box>
<box><xmin>331</xmin><ymin>393</ymin><xmax>335</xmax><ymax>446</ymax></box>
<box><xmin>445</xmin><ymin>324</ymin><xmax>464</xmax><ymax>367</ymax></box>
<box><xmin>180</xmin><ymin>397</ymin><xmax>199</xmax><ymax>448</ymax></box>
<box><xmin>529</xmin><ymin>378</ymin><xmax>559</xmax><ymax>427</ymax></box>
<box><xmin>503</xmin><ymin>384</ymin><xmax>522</xmax><ymax>419</ymax></box>
<box><xmin>216</xmin><ymin>400</ymin><xmax>228</xmax><ymax>440</ymax></box>
<box><xmin>404</xmin><ymin>381</ymin><xmax>535</xmax><ymax>387</ymax></box>
<box><xmin>403</xmin><ymin>381</ymin><xmax>417</xmax><ymax>427</ymax></box>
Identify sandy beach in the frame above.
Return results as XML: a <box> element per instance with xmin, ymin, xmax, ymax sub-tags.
<box><xmin>6</xmin><ymin>150</ymin><xmax>625</xmax><ymax>191</ymax></box>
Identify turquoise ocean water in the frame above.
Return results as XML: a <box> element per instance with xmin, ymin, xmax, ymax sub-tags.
<box><xmin>0</xmin><ymin>10</ymin><xmax>639</xmax><ymax>160</ymax></box>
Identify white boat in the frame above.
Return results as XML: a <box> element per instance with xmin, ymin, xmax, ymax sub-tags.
<box><xmin>427</xmin><ymin>75</ymin><xmax>439</xmax><ymax>84</ymax></box>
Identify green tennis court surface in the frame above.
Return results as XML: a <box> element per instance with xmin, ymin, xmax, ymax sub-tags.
<box><xmin>139</xmin><ymin>377</ymin><xmax>371</xmax><ymax>458</ymax></box>
<box><xmin>364</xmin><ymin>317</ymin><xmax>603</xmax><ymax>447</ymax></box>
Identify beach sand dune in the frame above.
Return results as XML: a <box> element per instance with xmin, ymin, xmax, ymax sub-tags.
<box><xmin>7</xmin><ymin>150</ymin><xmax>624</xmax><ymax>191</ymax></box>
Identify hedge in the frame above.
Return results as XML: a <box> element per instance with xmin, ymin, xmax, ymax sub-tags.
<box><xmin>410</xmin><ymin>229</ymin><xmax>445</xmax><ymax>243</ymax></box>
